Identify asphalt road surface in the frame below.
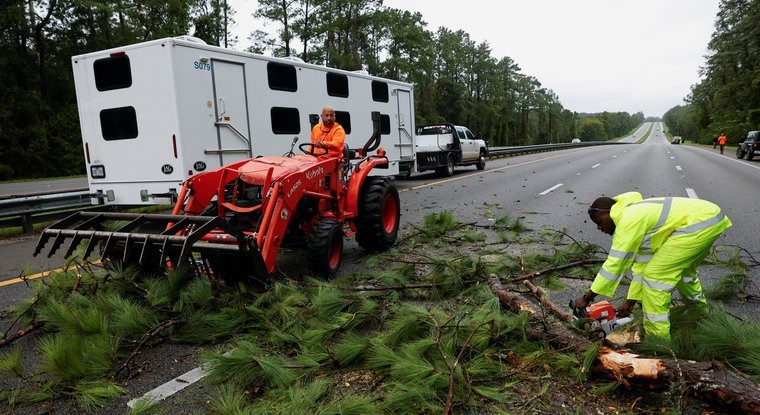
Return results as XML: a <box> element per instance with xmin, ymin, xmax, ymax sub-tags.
<box><xmin>2</xmin><ymin>122</ymin><xmax>760</xmax><ymax>413</ymax></box>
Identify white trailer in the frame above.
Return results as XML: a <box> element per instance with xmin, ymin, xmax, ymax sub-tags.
<box><xmin>72</xmin><ymin>36</ymin><xmax>416</xmax><ymax>205</ymax></box>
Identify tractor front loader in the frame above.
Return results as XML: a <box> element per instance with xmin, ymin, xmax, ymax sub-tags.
<box><xmin>34</xmin><ymin>112</ymin><xmax>401</xmax><ymax>285</ymax></box>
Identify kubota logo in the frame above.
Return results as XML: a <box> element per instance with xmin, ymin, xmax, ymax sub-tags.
<box><xmin>305</xmin><ymin>166</ymin><xmax>323</xmax><ymax>180</ymax></box>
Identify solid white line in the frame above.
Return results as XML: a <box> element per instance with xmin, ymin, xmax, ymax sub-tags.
<box><xmin>539</xmin><ymin>183</ymin><xmax>563</xmax><ymax>195</ymax></box>
<box><xmin>591</xmin><ymin>163</ymin><xmax>601</xmax><ymax>168</ymax></box>
<box><xmin>685</xmin><ymin>188</ymin><xmax>698</xmax><ymax>199</ymax></box>
<box><xmin>127</xmin><ymin>366</ymin><xmax>207</xmax><ymax>408</ymax></box>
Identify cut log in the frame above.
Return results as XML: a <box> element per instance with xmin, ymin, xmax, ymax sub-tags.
<box><xmin>488</xmin><ymin>274</ymin><xmax>760</xmax><ymax>414</ymax></box>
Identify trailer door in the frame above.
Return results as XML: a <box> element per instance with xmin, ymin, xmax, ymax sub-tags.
<box><xmin>211</xmin><ymin>60</ymin><xmax>251</xmax><ymax>165</ymax></box>
<box><xmin>395</xmin><ymin>89</ymin><xmax>414</xmax><ymax>160</ymax></box>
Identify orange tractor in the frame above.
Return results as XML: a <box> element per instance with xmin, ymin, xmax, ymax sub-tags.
<box><xmin>34</xmin><ymin>112</ymin><xmax>400</xmax><ymax>284</ymax></box>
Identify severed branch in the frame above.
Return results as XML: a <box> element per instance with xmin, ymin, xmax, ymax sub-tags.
<box><xmin>0</xmin><ymin>321</ymin><xmax>45</xmax><ymax>348</ymax></box>
<box><xmin>488</xmin><ymin>274</ymin><xmax>760</xmax><ymax>414</ymax></box>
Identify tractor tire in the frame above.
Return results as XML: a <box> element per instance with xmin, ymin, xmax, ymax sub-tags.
<box><xmin>436</xmin><ymin>154</ymin><xmax>455</xmax><ymax>177</ymax></box>
<box><xmin>356</xmin><ymin>176</ymin><xmax>400</xmax><ymax>252</ymax></box>
<box><xmin>737</xmin><ymin>147</ymin><xmax>745</xmax><ymax>159</ymax></box>
<box><xmin>476</xmin><ymin>150</ymin><xmax>486</xmax><ymax>170</ymax></box>
<box><xmin>306</xmin><ymin>218</ymin><xmax>343</xmax><ymax>278</ymax></box>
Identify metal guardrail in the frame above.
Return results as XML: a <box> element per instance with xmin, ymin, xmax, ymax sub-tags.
<box><xmin>0</xmin><ymin>141</ymin><xmax>620</xmax><ymax>234</ymax></box>
<box><xmin>0</xmin><ymin>189</ymin><xmax>100</xmax><ymax>233</ymax></box>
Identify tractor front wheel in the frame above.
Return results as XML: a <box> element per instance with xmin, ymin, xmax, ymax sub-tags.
<box><xmin>306</xmin><ymin>219</ymin><xmax>343</xmax><ymax>278</ymax></box>
<box><xmin>356</xmin><ymin>177</ymin><xmax>400</xmax><ymax>252</ymax></box>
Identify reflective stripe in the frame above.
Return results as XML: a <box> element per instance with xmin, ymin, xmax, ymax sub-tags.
<box><xmin>644</xmin><ymin>311</ymin><xmax>670</xmax><ymax>322</ymax></box>
<box><xmin>681</xmin><ymin>276</ymin><xmax>696</xmax><ymax>283</ymax></box>
<box><xmin>631</xmin><ymin>274</ymin><xmax>643</xmax><ymax>283</ymax></box>
<box><xmin>635</xmin><ymin>198</ymin><xmax>671</xmax><ymax>253</ymax></box>
<box><xmin>635</xmin><ymin>254</ymin><xmax>652</xmax><ymax>263</ymax></box>
<box><xmin>642</xmin><ymin>276</ymin><xmax>675</xmax><ymax>291</ymax></box>
<box><xmin>672</xmin><ymin>212</ymin><xmax>726</xmax><ymax>236</ymax></box>
<box><xmin>609</xmin><ymin>248</ymin><xmax>635</xmax><ymax>261</ymax></box>
<box><xmin>684</xmin><ymin>293</ymin><xmax>704</xmax><ymax>301</ymax></box>
<box><xmin>598</xmin><ymin>267</ymin><xmax>620</xmax><ymax>282</ymax></box>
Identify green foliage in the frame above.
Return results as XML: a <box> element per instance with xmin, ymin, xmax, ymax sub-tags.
<box><xmin>0</xmin><ymin>346</ymin><xmax>23</xmax><ymax>378</ymax></box>
<box><xmin>73</xmin><ymin>379</ymin><xmax>126</xmax><ymax>412</ymax></box>
<box><xmin>202</xmin><ymin>341</ymin><xmax>296</xmax><ymax>389</ymax></box>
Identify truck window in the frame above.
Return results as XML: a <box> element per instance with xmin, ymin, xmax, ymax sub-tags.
<box><xmin>93</xmin><ymin>54</ymin><xmax>132</xmax><ymax>91</ymax></box>
<box><xmin>270</xmin><ymin>107</ymin><xmax>301</xmax><ymax>134</ymax></box>
<box><xmin>371</xmin><ymin>81</ymin><xmax>389</xmax><ymax>102</ymax></box>
<box><xmin>267</xmin><ymin>62</ymin><xmax>297</xmax><ymax>92</ymax></box>
<box><xmin>326</xmin><ymin>72</ymin><xmax>349</xmax><ymax>98</ymax></box>
<box><xmin>463</xmin><ymin>128</ymin><xmax>475</xmax><ymax>140</ymax></box>
<box><xmin>100</xmin><ymin>106</ymin><xmax>138</xmax><ymax>140</ymax></box>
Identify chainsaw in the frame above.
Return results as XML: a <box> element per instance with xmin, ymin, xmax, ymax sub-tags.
<box><xmin>569</xmin><ymin>300</ymin><xmax>633</xmax><ymax>338</ymax></box>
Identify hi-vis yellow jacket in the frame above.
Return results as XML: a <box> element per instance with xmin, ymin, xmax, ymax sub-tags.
<box><xmin>590</xmin><ymin>191</ymin><xmax>731</xmax><ymax>297</ymax></box>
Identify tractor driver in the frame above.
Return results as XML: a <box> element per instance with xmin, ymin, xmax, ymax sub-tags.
<box><xmin>310</xmin><ymin>106</ymin><xmax>346</xmax><ymax>161</ymax></box>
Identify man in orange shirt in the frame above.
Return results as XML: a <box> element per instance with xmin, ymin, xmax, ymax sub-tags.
<box><xmin>310</xmin><ymin>106</ymin><xmax>345</xmax><ymax>161</ymax></box>
<box><xmin>718</xmin><ymin>132</ymin><xmax>727</xmax><ymax>154</ymax></box>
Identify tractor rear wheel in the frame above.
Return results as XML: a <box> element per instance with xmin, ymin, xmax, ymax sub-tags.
<box><xmin>306</xmin><ymin>218</ymin><xmax>343</xmax><ymax>278</ymax></box>
<box><xmin>356</xmin><ymin>177</ymin><xmax>400</xmax><ymax>252</ymax></box>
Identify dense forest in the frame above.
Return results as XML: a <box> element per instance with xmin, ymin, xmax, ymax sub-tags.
<box><xmin>2</xmin><ymin>0</ymin><xmax>661</xmax><ymax>181</ymax></box>
<box><xmin>665</xmin><ymin>0</ymin><xmax>760</xmax><ymax>145</ymax></box>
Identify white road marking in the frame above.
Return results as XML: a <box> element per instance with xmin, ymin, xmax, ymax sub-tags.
<box><xmin>686</xmin><ymin>188</ymin><xmax>699</xmax><ymax>199</ymax></box>
<box><xmin>539</xmin><ymin>183</ymin><xmax>563</xmax><ymax>195</ymax></box>
<box><xmin>127</xmin><ymin>366</ymin><xmax>207</xmax><ymax>408</ymax></box>
<box><xmin>675</xmin><ymin>165</ymin><xmax>682</xmax><ymax>171</ymax></box>
<box><xmin>591</xmin><ymin>163</ymin><xmax>601</xmax><ymax>168</ymax></box>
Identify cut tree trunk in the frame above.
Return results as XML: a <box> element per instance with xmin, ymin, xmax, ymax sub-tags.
<box><xmin>488</xmin><ymin>274</ymin><xmax>760</xmax><ymax>414</ymax></box>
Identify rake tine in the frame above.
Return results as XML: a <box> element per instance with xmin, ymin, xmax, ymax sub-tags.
<box><xmin>47</xmin><ymin>230</ymin><xmax>67</xmax><ymax>258</ymax></box>
<box><xmin>63</xmin><ymin>232</ymin><xmax>87</xmax><ymax>259</ymax></box>
<box><xmin>100</xmin><ymin>232</ymin><xmax>117</xmax><ymax>262</ymax></box>
<box><xmin>138</xmin><ymin>234</ymin><xmax>151</xmax><ymax>267</ymax></box>
<box><xmin>83</xmin><ymin>236</ymin><xmax>99</xmax><ymax>260</ymax></box>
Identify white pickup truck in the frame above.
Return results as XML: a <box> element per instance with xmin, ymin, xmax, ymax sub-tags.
<box><xmin>414</xmin><ymin>124</ymin><xmax>488</xmax><ymax>176</ymax></box>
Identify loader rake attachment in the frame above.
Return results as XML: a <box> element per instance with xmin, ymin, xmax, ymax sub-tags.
<box><xmin>33</xmin><ymin>211</ymin><xmax>268</xmax><ymax>284</ymax></box>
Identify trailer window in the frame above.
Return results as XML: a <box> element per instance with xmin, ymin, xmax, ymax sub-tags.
<box><xmin>100</xmin><ymin>106</ymin><xmax>138</xmax><ymax>140</ymax></box>
<box><xmin>267</xmin><ymin>62</ymin><xmax>297</xmax><ymax>92</ymax></box>
<box><xmin>380</xmin><ymin>114</ymin><xmax>391</xmax><ymax>135</ymax></box>
<box><xmin>326</xmin><ymin>72</ymin><xmax>349</xmax><ymax>97</ymax></box>
<box><xmin>371</xmin><ymin>81</ymin><xmax>389</xmax><ymax>102</ymax></box>
<box><xmin>335</xmin><ymin>111</ymin><xmax>351</xmax><ymax>134</ymax></box>
<box><xmin>271</xmin><ymin>107</ymin><xmax>301</xmax><ymax>134</ymax></box>
<box><xmin>93</xmin><ymin>54</ymin><xmax>132</xmax><ymax>91</ymax></box>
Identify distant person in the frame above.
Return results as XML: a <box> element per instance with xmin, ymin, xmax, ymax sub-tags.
<box><xmin>717</xmin><ymin>133</ymin><xmax>727</xmax><ymax>154</ymax></box>
<box><xmin>576</xmin><ymin>191</ymin><xmax>732</xmax><ymax>343</ymax></box>
<box><xmin>712</xmin><ymin>136</ymin><xmax>718</xmax><ymax>149</ymax></box>
<box><xmin>310</xmin><ymin>106</ymin><xmax>346</xmax><ymax>161</ymax></box>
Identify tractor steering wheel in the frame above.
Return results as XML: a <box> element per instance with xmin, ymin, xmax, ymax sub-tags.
<box><xmin>299</xmin><ymin>142</ymin><xmax>329</xmax><ymax>157</ymax></box>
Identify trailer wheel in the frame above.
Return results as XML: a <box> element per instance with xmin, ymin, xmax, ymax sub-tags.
<box><xmin>356</xmin><ymin>177</ymin><xmax>400</xmax><ymax>252</ymax></box>
<box><xmin>436</xmin><ymin>154</ymin><xmax>455</xmax><ymax>177</ymax></box>
<box><xmin>476</xmin><ymin>150</ymin><xmax>486</xmax><ymax>170</ymax></box>
<box><xmin>306</xmin><ymin>218</ymin><xmax>343</xmax><ymax>278</ymax></box>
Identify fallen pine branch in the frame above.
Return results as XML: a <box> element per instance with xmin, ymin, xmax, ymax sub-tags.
<box><xmin>511</xmin><ymin>259</ymin><xmax>602</xmax><ymax>283</ymax></box>
<box><xmin>487</xmin><ymin>273</ymin><xmax>760</xmax><ymax>414</ymax></box>
<box><xmin>0</xmin><ymin>321</ymin><xmax>45</xmax><ymax>348</ymax></box>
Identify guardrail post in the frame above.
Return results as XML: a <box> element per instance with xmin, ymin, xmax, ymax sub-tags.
<box><xmin>21</xmin><ymin>213</ymin><xmax>33</xmax><ymax>234</ymax></box>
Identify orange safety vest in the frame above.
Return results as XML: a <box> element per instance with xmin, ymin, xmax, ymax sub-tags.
<box><xmin>310</xmin><ymin>123</ymin><xmax>346</xmax><ymax>160</ymax></box>
<box><xmin>718</xmin><ymin>135</ymin><xmax>727</xmax><ymax>145</ymax></box>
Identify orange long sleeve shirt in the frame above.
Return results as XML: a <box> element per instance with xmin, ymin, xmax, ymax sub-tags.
<box><xmin>310</xmin><ymin>123</ymin><xmax>346</xmax><ymax>160</ymax></box>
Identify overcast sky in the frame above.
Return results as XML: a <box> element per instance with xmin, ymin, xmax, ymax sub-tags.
<box><xmin>228</xmin><ymin>0</ymin><xmax>721</xmax><ymax>118</ymax></box>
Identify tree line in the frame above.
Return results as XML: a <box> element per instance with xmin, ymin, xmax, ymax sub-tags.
<box><xmin>664</xmin><ymin>0</ymin><xmax>760</xmax><ymax>145</ymax></box>
<box><xmin>0</xmin><ymin>0</ymin><xmax>645</xmax><ymax>181</ymax></box>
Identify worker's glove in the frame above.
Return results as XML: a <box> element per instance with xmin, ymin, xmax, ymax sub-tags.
<box><xmin>570</xmin><ymin>296</ymin><xmax>589</xmax><ymax>318</ymax></box>
<box><xmin>616</xmin><ymin>299</ymin><xmax>637</xmax><ymax>318</ymax></box>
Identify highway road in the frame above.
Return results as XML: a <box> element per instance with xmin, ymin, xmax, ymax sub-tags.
<box><xmin>2</xmin><ymin>121</ymin><xmax>759</xmax><ymax>412</ymax></box>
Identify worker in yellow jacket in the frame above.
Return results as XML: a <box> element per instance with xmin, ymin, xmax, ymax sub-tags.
<box><xmin>574</xmin><ymin>191</ymin><xmax>732</xmax><ymax>342</ymax></box>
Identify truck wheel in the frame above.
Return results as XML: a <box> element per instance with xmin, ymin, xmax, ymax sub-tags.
<box><xmin>737</xmin><ymin>148</ymin><xmax>745</xmax><ymax>159</ymax></box>
<box><xmin>306</xmin><ymin>218</ymin><xmax>343</xmax><ymax>278</ymax></box>
<box><xmin>356</xmin><ymin>177</ymin><xmax>400</xmax><ymax>252</ymax></box>
<box><xmin>436</xmin><ymin>154</ymin><xmax>455</xmax><ymax>177</ymax></box>
<box><xmin>476</xmin><ymin>150</ymin><xmax>486</xmax><ymax>170</ymax></box>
